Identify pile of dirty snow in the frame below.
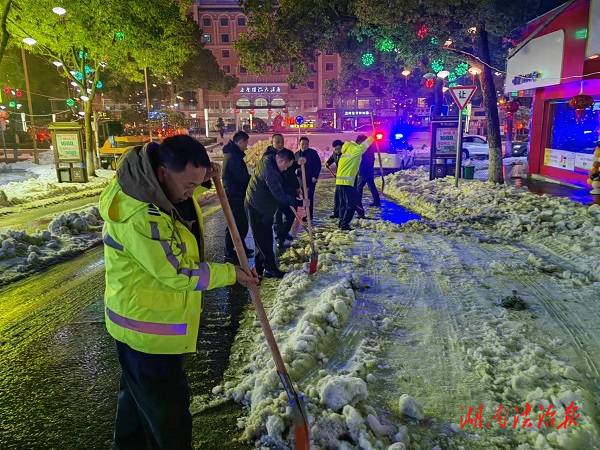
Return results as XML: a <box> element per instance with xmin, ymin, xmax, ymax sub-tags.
<box><xmin>0</xmin><ymin>206</ymin><xmax>103</xmax><ymax>286</ymax></box>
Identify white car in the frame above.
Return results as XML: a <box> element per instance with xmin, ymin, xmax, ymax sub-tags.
<box><xmin>462</xmin><ymin>135</ymin><xmax>489</xmax><ymax>159</ymax></box>
<box><xmin>373</xmin><ymin>147</ymin><xmax>415</xmax><ymax>172</ymax></box>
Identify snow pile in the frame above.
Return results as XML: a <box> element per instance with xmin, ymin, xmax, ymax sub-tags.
<box><xmin>0</xmin><ymin>206</ymin><xmax>103</xmax><ymax>286</ymax></box>
<box><xmin>199</xmin><ymin>177</ymin><xmax>600</xmax><ymax>449</ymax></box>
<box><xmin>244</xmin><ymin>139</ymin><xmax>333</xmax><ymax>168</ymax></box>
<box><xmin>383</xmin><ymin>167</ymin><xmax>600</xmax><ymax>281</ymax></box>
<box><xmin>0</xmin><ymin>151</ymin><xmax>113</xmax><ymax>206</ymax></box>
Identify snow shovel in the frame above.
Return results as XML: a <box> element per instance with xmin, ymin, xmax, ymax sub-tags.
<box><xmin>289</xmin><ymin>206</ymin><xmax>310</xmax><ymax>233</ymax></box>
<box><xmin>214</xmin><ymin>176</ymin><xmax>310</xmax><ymax>450</ymax></box>
<box><xmin>300</xmin><ymin>163</ymin><xmax>318</xmax><ymax>274</ymax></box>
<box><xmin>370</xmin><ymin>111</ymin><xmax>385</xmax><ymax>196</ymax></box>
<box><xmin>326</xmin><ymin>165</ymin><xmax>336</xmax><ymax>178</ymax></box>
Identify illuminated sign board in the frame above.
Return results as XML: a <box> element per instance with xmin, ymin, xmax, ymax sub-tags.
<box><xmin>344</xmin><ymin>110</ymin><xmax>371</xmax><ymax>116</ymax></box>
<box><xmin>239</xmin><ymin>86</ymin><xmax>282</xmax><ymax>93</ymax></box>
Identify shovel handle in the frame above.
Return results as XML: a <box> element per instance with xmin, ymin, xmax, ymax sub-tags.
<box><xmin>370</xmin><ymin>112</ymin><xmax>385</xmax><ymax>196</ymax></box>
<box><xmin>300</xmin><ymin>163</ymin><xmax>316</xmax><ymax>252</ymax></box>
<box><xmin>213</xmin><ymin>176</ymin><xmax>287</xmax><ymax>374</ymax></box>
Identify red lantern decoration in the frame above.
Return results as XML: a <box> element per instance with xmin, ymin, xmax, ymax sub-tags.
<box><xmin>0</xmin><ymin>111</ymin><xmax>9</xmax><ymax>119</ymax></box>
<box><xmin>15</xmin><ymin>90</ymin><xmax>22</xmax><ymax>98</ymax></box>
<box><xmin>416</xmin><ymin>24</ymin><xmax>428</xmax><ymax>39</ymax></box>
<box><xmin>503</xmin><ymin>100</ymin><xmax>519</xmax><ymax>119</ymax></box>
<box><xmin>569</xmin><ymin>93</ymin><xmax>594</xmax><ymax>122</ymax></box>
<box><xmin>425</xmin><ymin>79</ymin><xmax>434</xmax><ymax>88</ymax></box>
<box><xmin>3</xmin><ymin>87</ymin><xmax>10</xmax><ymax>95</ymax></box>
<box><xmin>234</xmin><ymin>109</ymin><xmax>239</xmax><ymax>114</ymax></box>
<box><xmin>283</xmin><ymin>109</ymin><xmax>289</xmax><ymax>114</ymax></box>
<box><xmin>249</xmin><ymin>109</ymin><xmax>255</xmax><ymax>114</ymax></box>
<box><xmin>268</xmin><ymin>109</ymin><xmax>273</xmax><ymax>115</ymax></box>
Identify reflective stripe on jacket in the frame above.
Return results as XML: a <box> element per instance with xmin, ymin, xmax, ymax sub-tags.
<box><xmin>336</xmin><ymin>136</ymin><xmax>375</xmax><ymax>186</ymax></box>
<box><xmin>99</xmin><ymin>178</ymin><xmax>236</xmax><ymax>354</ymax></box>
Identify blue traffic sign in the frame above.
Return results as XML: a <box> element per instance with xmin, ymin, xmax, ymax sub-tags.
<box><xmin>295</xmin><ymin>115</ymin><xmax>304</xmax><ymax>125</ymax></box>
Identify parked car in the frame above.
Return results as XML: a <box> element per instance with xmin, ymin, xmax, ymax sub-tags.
<box><xmin>373</xmin><ymin>146</ymin><xmax>414</xmax><ymax>172</ymax></box>
<box><xmin>461</xmin><ymin>135</ymin><xmax>489</xmax><ymax>159</ymax></box>
<box><xmin>511</xmin><ymin>137</ymin><xmax>529</xmax><ymax>156</ymax></box>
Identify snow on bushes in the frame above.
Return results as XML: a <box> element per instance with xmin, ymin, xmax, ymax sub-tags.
<box><xmin>0</xmin><ymin>206</ymin><xmax>103</xmax><ymax>286</ymax></box>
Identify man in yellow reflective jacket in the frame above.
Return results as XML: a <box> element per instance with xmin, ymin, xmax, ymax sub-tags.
<box><xmin>99</xmin><ymin>135</ymin><xmax>258</xmax><ymax>450</ymax></box>
<box><xmin>335</xmin><ymin>134</ymin><xmax>375</xmax><ymax>230</ymax></box>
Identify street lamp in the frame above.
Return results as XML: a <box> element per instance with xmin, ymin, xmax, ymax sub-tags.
<box><xmin>401</xmin><ymin>69</ymin><xmax>411</xmax><ymax>85</ymax></box>
<box><xmin>437</xmin><ymin>70</ymin><xmax>450</xmax><ymax>79</ymax></box>
<box><xmin>52</xmin><ymin>6</ymin><xmax>66</xmax><ymax>15</ymax></box>
<box><xmin>21</xmin><ymin>38</ymin><xmax>38</xmax><ymax>164</ymax></box>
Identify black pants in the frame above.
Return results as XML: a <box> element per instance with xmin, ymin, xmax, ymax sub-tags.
<box><xmin>225</xmin><ymin>198</ymin><xmax>249</xmax><ymax>258</ymax></box>
<box><xmin>246</xmin><ymin>203</ymin><xmax>279</xmax><ymax>273</ymax></box>
<box><xmin>356</xmin><ymin>175</ymin><xmax>380</xmax><ymax>214</ymax></box>
<box><xmin>113</xmin><ymin>341</ymin><xmax>192</xmax><ymax>450</ymax></box>
<box><xmin>274</xmin><ymin>204</ymin><xmax>296</xmax><ymax>242</ymax></box>
<box><xmin>333</xmin><ymin>185</ymin><xmax>341</xmax><ymax>218</ymax></box>
<box><xmin>302</xmin><ymin>181</ymin><xmax>316</xmax><ymax>219</ymax></box>
<box><xmin>338</xmin><ymin>184</ymin><xmax>358</xmax><ymax>228</ymax></box>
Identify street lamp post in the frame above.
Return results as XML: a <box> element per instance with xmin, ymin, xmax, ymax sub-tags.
<box><xmin>144</xmin><ymin>67</ymin><xmax>153</xmax><ymax>141</ymax></box>
<box><xmin>21</xmin><ymin>40</ymin><xmax>38</xmax><ymax>164</ymax></box>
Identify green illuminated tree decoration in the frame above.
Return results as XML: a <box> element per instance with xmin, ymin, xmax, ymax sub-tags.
<box><xmin>95</xmin><ymin>80</ymin><xmax>103</xmax><ymax>89</ymax></box>
<box><xmin>454</xmin><ymin>61</ymin><xmax>468</xmax><ymax>76</ymax></box>
<box><xmin>431</xmin><ymin>59</ymin><xmax>444</xmax><ymax>73</ymax></box>
<box><xmin>8</xmin><ymin>0</ymin><xmax>196</xmax><ymax>175</ymax></box>
<box><xmin>362</xmin><ymin>52</ymin><xmax>375</xmax><ymax>67</ymax></box>
<box><xmin>66</xmin><ymin>98</ymin><xmax>75</xmax><ymax>106</ymax></box>
<box><xmin>430</xmin><ymin>37</ymin><xmax>438</xmax><ymax>45</ymax></box>
<box><xmin>378</xmin><ymin>38</ymin><xmax>394</xmax><ymax>53</ymax></box>
<box><xmin>447</xmin><ymin>72</ymin><xmax>457</xmax><ymax>82</ymax></box>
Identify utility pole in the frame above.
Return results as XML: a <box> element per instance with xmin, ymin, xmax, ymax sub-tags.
<box><xmin>21</xmin><ymin>47</ymin><xmax>38</xmax><ymax>164</ymax></box>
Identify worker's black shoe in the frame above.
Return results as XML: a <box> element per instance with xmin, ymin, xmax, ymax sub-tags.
<box><xmin>286</xmin><ymin>234</ymin><xmax>294</xmax><ymax>241</ymax></box>
<box><xmin>369</xmin><ymin>202</ymin><xmax>381</xmax><ymax>207</ymax></box>
<box><xmin>339</xmin><ymin>225</ymin><xmax>352</xmax><ymax>231</ymax></box>
<box><xmin>277</xmin><ymin>240</ymin><xmax>291</xmax><ymax>249</ymax></box>
<box><xmin>329</xmin><ymin>214</ymin><xmax>339</xmax><ymax>219</ymax></box>
<box><xmin>264</xmin><ymin>269</ymin><xmax>287</xmax><ymax>279</ymax></box>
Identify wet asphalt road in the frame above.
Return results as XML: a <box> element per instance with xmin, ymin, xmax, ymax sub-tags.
<box><xmin>0</xmin><ymin>203</ymin><xmax>254</xmax><ymax>450</ymax></box>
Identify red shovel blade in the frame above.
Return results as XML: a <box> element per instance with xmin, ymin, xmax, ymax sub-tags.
<box><xmin>309</xmin><ymin>252</ymin><xmax>318</xmax><ymax>274</ymax></box>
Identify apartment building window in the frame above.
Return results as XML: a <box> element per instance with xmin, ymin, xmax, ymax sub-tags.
<box><xmin>222</xmin><ymin>101</ymin><xmax>233</xmax><ymax>111</ymax></box>
<box><xmin>290</xmin><ymin>84</ymin><xmax>297</xmax><ymax>89</ymax></box>
<box><xmin>308</xmin><ymin>64</ymin><xmax>315</xmax><ymax>73</ymax></box>
<box><xmin>220</xmin><ymin>17</ymin><xmax>229</xmax><ymax>26</ymax></box>
<box><xmin>325</xmin><ymin>62</ymin><xmax>334</xmax><ymax>71</ymax></box>
<box><xmin>273</xmin><ymin>66</ymin><xmax>280</xmax><ymax>73</ymax></box>
<box><xmin>272</xmin><ymin>98</ymin><xmax>285</xmax><ymax>106</ymax></box>
<box><xmin>305</xmin><ymin>100</ymin><xmax>317</xmax><ymax>111</ymax></box>
<box><xmin>237</xmin><ymin>17</ymin><xmax>246</xmax><ymax>26</ymax></box>
<box><xmin>255</xmin><ymin>98</ymin><xmax>268</xmax><ymax>107</ymax></box>
<box><xmin>222</xmin><ymin>50</ymin><xmax>230</xmax><ymax>58</ymax></box>
<box><xmin>288</xmin><ymin>100</ymin><xmax>301</xmax><ymax>110</ymax></box>
<box><xmin>239</xmin><ymin>66</ymin><xmax>247</xmax><ymax>74</ymax></box>
<box><xmin>203</xmin><ymin>34</ymin><xmax>211</xmax><ymax>43</ymax></box>
<box><xmin>237</xmin><ymin>98</ymin><xmax>250</xmax><ymax>107</ymax></box>
<box><xmin>202</xmin><ymin>17</ymin><xmax>211</xmax><ymax>27</ymax></box>
<box><xmin>326</xmin><ymin>99</ymin><xmax>334</xmax><ymax>108</ymax></box>
<box><xmin>325</xmin><ymin>50</ymin><xmax>334</xmax><ymax>55</ymax></box>
<box><xmin>307</xmin><ymin>81</ymin><xmax>315</xmax><ymax>90</ymax></box>
<box><xmin>208</xmin><ymin>101</ymin><xmax>220</xmax><ymax>112</ymax></box>
<box><xmin>289</xmin><ymin>64</ymin><xmax>294</xmax><ymax>73</ymax></box>
<box><xmin>221</xmin><ymin>34</ymin><xmax>229</xmax><ymax>43</ymax></box>
<box><xmin>223</xmin><ymin>65</ymin><xmax>230</xmax><ymax>73</ymax></box>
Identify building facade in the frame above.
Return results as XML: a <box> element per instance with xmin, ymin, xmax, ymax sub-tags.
<box><xmin>506</xmin><ymin>0</ymin><xmax>600</xmax><ymax>187</ymax></box>
<box><xmin>190</xmin><ymin>0</ymin><xmax>343</xmax><ymax>131</ymax></box>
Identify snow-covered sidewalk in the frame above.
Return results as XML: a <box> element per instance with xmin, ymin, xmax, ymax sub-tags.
<box><xmin>201</xmin><ymin>172</ymin><xmax>600</xmax><ymax>449</ymax></box>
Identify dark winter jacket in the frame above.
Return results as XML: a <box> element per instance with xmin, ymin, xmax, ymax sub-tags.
<box><xmin>222</xmin><ymin>140</ymin><xmax>250</xmax><ymax>201</ymax></box>
<box><xmin>295</xmin><ymin>148</ymin><xmax>321</xmax><ymax>186</ymax></box>
<box><xmin>245</xmin><ymin>153</ymin><xmax>302</xmax><ymax>220</ymax></box>
<box><xmin>326</xmin><ymin>150</ymin><xmax>341</xmax><ymax>167</ymax></box>
<box><xmin>263</xmin><ymin>146</ymin><xmax>300</xmax><ymax>193</ymax></box>
<box><xmin>358</xmin><ymin>143</ymin><xmax>376</xmax><ymax>178</ymax></box>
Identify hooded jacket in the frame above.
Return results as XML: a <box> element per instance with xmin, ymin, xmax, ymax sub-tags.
<box><xmin>222</xmin><ymin>140</ymin><xmax>250</xmax><ymax>201</ymax></box>
<box><xmin>245</xmin><ymin>153</ymin><xmax>301</xmax><ymax>220</ymax></box>
<box><xmin>99</xmin><ymin>143</ymin><xmax>236</xmax><ymax>355</ymax></box>
<box><xmin>336</xmin><ymin>136</ymin><xmax>375</xmax><ymax>186</ymax></box>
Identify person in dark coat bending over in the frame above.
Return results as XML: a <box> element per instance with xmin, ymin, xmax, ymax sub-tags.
<box><xmin>295</xmin><ymin>136</ymin><xmax>321</xmax><ymax>221</ymax></box>
<box><xmin>264</xmin><ymin>133</ymin><xmax>305</xmax><ymax>248</ymax></box>
<box><xmin>221</xmin><ymin>131</ymin><xmax>252</xmax><ymax>262</ymax></box>
<box><xmin>245</xmin><ymin>149</ymin><xmax>308</xmax><ymax>279</ymax></box>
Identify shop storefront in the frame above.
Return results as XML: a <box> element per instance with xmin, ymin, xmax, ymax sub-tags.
<box><xmin>505</xmin><ymin>0</ymin><xmax>600</xmax><ymax>187</ymax></box>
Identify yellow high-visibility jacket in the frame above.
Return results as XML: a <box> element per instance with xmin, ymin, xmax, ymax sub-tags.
<box><xmin>335</xmin><ymin>136</ymin><xmax>375</xmax><ymax>186</ymax></box>
<box><xmin>99</xmin><ymin>178</ymin><xmax>236</xmax><ymax>355</ymax></box>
